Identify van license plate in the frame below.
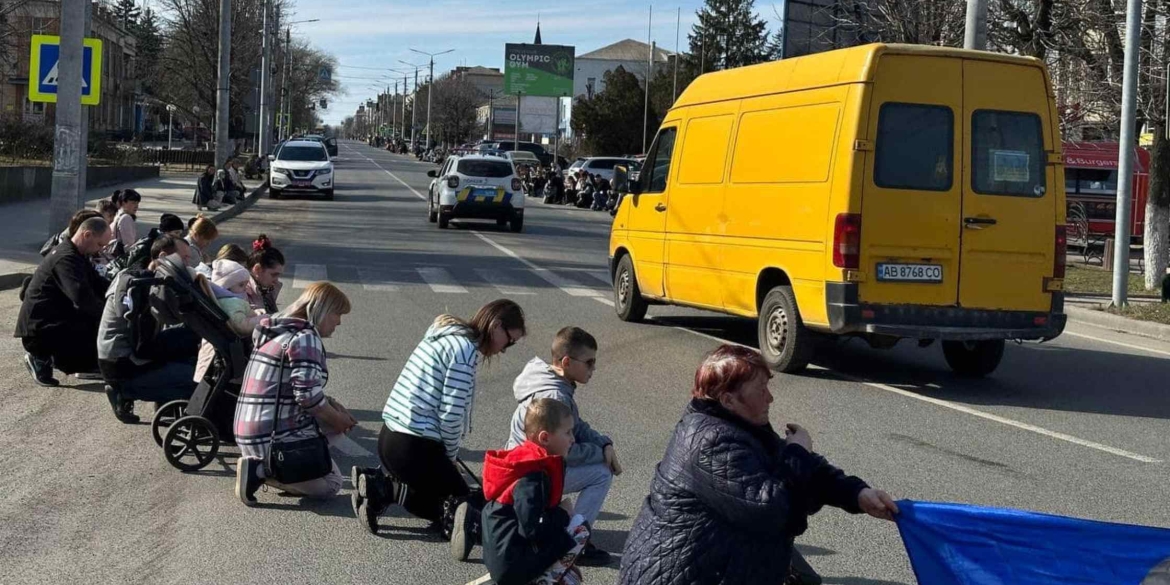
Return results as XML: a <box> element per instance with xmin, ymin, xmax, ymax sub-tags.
<box><xmin>876</xmin><ymin>263</ymin><xmax>943</xmax><ymax>283</ymax></box>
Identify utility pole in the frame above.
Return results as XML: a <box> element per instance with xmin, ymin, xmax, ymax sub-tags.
<box><xmin>409</xmin><ymin>48</ymin><xmax>454</xmax><ymax>151</ymax></box>
<box><xmin>412</xmin><ymin>68</ymin><xmax>418</xmax><ymax>147</ymax></box>
<box><xmin>259</xmin><ymin>0</ymin><xmax>271</xmax><ymax>156</ymax></box>
<box><xmin>214</xmin><ymin>0</ymin><xmax>232</xmax><ymax>169</ymax></box>
<box><xmin>515</xmin><ymin>92</ymin><xmax>521</xmax><ymax>153</ymax></box>
<box><xmin>963</xmin><ymin>0</ymin><xmax>987</xmax><ymax>50</ymax></box>
<box><xmin>643</xmin><ymin>8</ymin><xmax>653</xmax><ymax>153</ymax></box>
<box><xmin>1113</xmin><ymin>0</ymin><xmax>1143</xmax><ymax>307</ymax></box>
<box><xmin>281</xmin><ymin>27</ymin><xmax>291</xmax><ymax>140</ymax></box>
<box><xmin>48</xmin><ymin>0</ymin><xmax>85</xmax><ymax>236</ymax></box>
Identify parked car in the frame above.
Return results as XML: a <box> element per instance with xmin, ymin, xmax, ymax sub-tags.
<box><xmin>570</xmin><ymin>157</ymin><xmax>639</xmax><ymax>182</ymax></box>
<box><xmin>427</xmin><ymin>155</ymin><xmax>525</xmax><ymax>232</ymax></box>
<box><xmin>301</xmin><ymin>134</ymin><xmax>338</xmax><ymax>158</ymax></box>
<box><xmin>487</xmin><ymin>141</ymin><xmax>552</xmax><ymax>166</ymax></box>
<box><xmin>268</xmin><ymin>139</ymin><xmax>335</xmax><ymax>200</ymax></box>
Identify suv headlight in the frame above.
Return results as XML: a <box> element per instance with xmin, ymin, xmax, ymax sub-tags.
<box><xmin>317</xmin><ymin>167</ymin><xmax>332</xmax><ymax>175</ymax></box>
<box><xmin>272</xmin><ymin>166</ymin><xmax>290</xmax><ymax>175</ymax></box>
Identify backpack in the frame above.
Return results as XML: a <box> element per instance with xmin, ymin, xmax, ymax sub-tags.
<box><xmin>105</xmin><ymin>228</ymin><xmax>160</xmax><ymax>281</ymax></box>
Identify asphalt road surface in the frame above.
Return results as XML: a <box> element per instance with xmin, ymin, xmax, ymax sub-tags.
<box><xmin>3</xmin><ymin>140</ymin><xmax>1168</xmax><ymax>585</ymax></box>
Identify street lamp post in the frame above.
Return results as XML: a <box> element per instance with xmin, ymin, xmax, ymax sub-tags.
<box><xmin>399</xmin><ymin>60</ymin><xmax>425</xmax><ymax>149</ymax></box>
<box><xmin>166</xmin><ymin>104</ymin><xmax>176</xmax><ymax>150</ymax></box>
<box><xmin>278</xmin><ymin>19</ymin><xmax>320</xmax><ymax>141</ymax></box>
<box><xmin>410</xmin><ymin>48</ymin><xmax>454</xmax><ymax>151</ymax></box>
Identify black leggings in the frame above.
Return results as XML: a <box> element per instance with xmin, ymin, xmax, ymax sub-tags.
<box><xmin>378</xmin><ymin>427</ymin><xmax>469</xmax><ymax>522</ymax></box>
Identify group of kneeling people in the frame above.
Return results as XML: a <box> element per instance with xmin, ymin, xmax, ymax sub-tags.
<box><xmin>229</xmin><ymin>289</ymin><xmax>901</xmax><ymax>585</ymax></box>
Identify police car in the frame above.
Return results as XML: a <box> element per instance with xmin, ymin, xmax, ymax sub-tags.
<box><xmin>427</xmin><ymin>155</ymin><xmax>524</xmax><ymax>232</ymax></box>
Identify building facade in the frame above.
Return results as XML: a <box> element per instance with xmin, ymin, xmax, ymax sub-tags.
<box><xmin>573</xmin><ymin>39</ymin><xmax>671</xmax><ymax>100</ymax></box>
<box><xmin>451</xmin><ymin>65</ymin><xmax>504</xmax><ymax>100</ymax></box>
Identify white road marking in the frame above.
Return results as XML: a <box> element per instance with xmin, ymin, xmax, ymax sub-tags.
<box><xmin>594</xmin><ymin>297</ymin><xmax>615</xmax><ymax>307</ymax></box>
<box><xmin>474</xmin><ymin>268</ymin><xmax>537</xmax><ymax>295</ymax></box>
<box><xmin>659</xmin><ymin>321</ymin><xmax>1161</xmax><ymax>464</ymax></box>
<box><xmin>469</xmin><ymin>231</ymin><xmax>600</xmax><ymax>297</ymax></box>
<box><xmin>1062</xmin><ymin>330</ymin><xmax>1170</xmax><ymax>359</ymax></box>
<box><xmin>350</xmin><ymin>147</ymin><xmax>429</xmax><ymax>201</ymax></box>
<box><xmin>357</xmin><ymin>268</ymin><xmax>401</xmax><ymax>292</ymax></box>
<box><xmin>332</xmin><ymin>434</ymin><xmax>374</xmax><ymax>458</ymax></box>
<box><xmin>417</xmin><ymin>267</ymin><xmax>468</xmax><ymax>294</ymax></box>
<box><xmin>291</xmin><ymin>263</ymin><xmax>327</xmax><ymax>289</ymax></box>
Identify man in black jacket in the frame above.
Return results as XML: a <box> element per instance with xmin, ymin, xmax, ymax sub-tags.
<box><xmin>16</xmin><ymin>217</ymin><xmax>112</xmax><ymax>386</ymax></box>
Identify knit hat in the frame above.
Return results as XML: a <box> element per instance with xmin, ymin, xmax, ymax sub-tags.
<box><xmin>159</xmin><ymin>213</ymin><xmax>184</xmax><ymax>234</ymax></box>
<box><xmin>211</xmin><ymin>259</ymin><xmax>250</xmax><ymax>291</ymax></box>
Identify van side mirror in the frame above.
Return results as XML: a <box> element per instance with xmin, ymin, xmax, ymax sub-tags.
<box><xmin>427</xmin><ymin>170</ymin><xmax>438</xmax><ymax>178</ymax></box>
<box><xmin>613</xmin><ymin>166</ymin><xmax>630</xmax><ymax>193</ymax></box>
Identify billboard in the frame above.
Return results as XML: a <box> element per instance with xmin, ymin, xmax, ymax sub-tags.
<box><xmin>504</xmin><ymin>43</ymin><xmax>575</xmax><ymax>97</ymax></box>
<box><xmin>781</xmin><ymin>0</ymin><xmax>864</xmax><ymax>59</ymax></box>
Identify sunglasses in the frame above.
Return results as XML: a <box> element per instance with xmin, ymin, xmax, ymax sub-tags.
<box><xmin>504</xmin><ymin>330</ymin><xmax>519</xmax><ymax>350</ymax></box>
<box><xmin>569</xmin><ymin>356</ymin><xmax>597</xmax><ymax>369</ymax></box>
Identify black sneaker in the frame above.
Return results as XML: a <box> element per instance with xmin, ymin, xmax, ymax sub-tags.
<box><xmin>449</xmin><ymin>500</ymin><xmax>474</xmax><ymax>561</ymax></box>
<box><xmin>104</xmin><ymin>385</ymin><xmax>140</xmax><ymax>424</ymax></box>
<box><xmin>576</xmin><ymin>542</ymin><xmax>613</xmax><ymax>567</ymax></box>
<box><xmin>787</xmin><ymin>549</ymin><xmax>823</xmax><ymax>585</ymax></box>
<box><xmin>356</xmin><ymin>473</ymin><xmax>385</xmax><ymax>534</ymax></box>
<box><xmin>235</xmin><ymin>457</ymin><xmax>264</xmax><ymax>506</ymax></box>
<box><xmin>350</xmin><ymin>466</ymin><xmax>365</xmax><ymax>517</ymax></box>
<box><xmin>24</xmin><ymin>353</ymin><xmax>58</xmax><ymax>387</ymax></box>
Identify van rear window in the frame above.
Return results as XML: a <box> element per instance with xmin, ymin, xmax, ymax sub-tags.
<box><xmin>874</xmin><ymin>103</ymin><xmax>953</xmax><ymax>191</ymax></box>
<box><xmin>972</xmin><ymin>110</ymin><xmax>1046</xmax><ymax>197</ymax></box>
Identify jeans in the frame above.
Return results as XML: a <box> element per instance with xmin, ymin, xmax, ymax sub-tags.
<box><xmin>563</xmin><ymin>463</ymin><xmax>613</xmax><ymax>525</ymax></box>
<box><xmin>119</xmin><ymin>361</ymin><xmax>198</xmax><ymax>404</ymax></box>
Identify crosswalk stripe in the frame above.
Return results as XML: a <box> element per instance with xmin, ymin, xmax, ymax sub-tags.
<box><xmin>417</xmin><ymin>267</ymin><xmax>468</xmax><ymax>294</ymax></box>
<box><xmin>291</xmin><ymin>263</ymin><xmax>327</xmax><ymax>289</ymax></box>
<box><xmin>581</xmin><ymin>269</ymin><xmax>611</xmax><ymax>287</ymax></box>
<box><xmin>357</xmin><ymin>269</ymin><xmax>401</xmax><ymax>292</ymax></box>
<box><xmin>473</xmin><ymin>268</ymin><xmax>537</xmax><ymax>295</ymax></box>
<box><xmin>528</xmin><ymin>267</ymin><xmax>599</xmax><ymax>297</ymax></box>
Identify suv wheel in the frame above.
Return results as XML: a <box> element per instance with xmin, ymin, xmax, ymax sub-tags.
<box><xmin>438</xmin><ymin>212</ymin><xmax>451</xmax><ymax>229</ymax></box>
<box><xmin>509</xmin><ymin>215</ymin><xmax>523</xmax><ymax>233</ymax></box>
<box><xmin>613</xmin><ymin>255</ymin><xmax>647</xmax><ymax>322</ymax></box>
<box><xmin>941</xmin><ymin>340</ymin><xmax>1005</xmax><ymax>377</ymax></box>
<box><xmin>758</xmin><ymin>286</ymin><xmax>815</xmax><ymax>374</ymax></box>
<box><xmin>428</xmin><ymin>198</ymin><xmax>438</xmax><ymax>223</ymax></box>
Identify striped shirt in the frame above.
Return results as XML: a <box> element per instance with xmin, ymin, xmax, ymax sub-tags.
<box><xmin>383</xmin><ymin>324</ymin><xmax>482</xmax><ymax>460</ymax></box>
<box><xmin>234</xmin><ymin>317</ymin><xmax>329</xmax><ymax>462</ymax></box>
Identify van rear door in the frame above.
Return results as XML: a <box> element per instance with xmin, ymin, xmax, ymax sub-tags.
<box><xmin>860</xmin><ymin>55</ymin><xmax>963</xmax><ymax>307</ymax></box>
<box><xmin>958</xmin><ymin>60</ymin><xmax>1056</xmax><ymax>312</ymax></box>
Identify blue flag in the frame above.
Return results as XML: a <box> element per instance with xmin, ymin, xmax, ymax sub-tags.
<box><xmin>896</xmin><ymin>500</ymin><xmax>1170</xmax><ymax>585</ymax></box>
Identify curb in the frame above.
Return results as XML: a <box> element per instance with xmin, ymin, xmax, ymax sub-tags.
<box><xmin>1</xmin><ymin>182</ymin><xmax>268</xmax><ymax>293</ymax></box>
<box><xmin>1065</xmin><ymin>305</ymin><xmax>1170</xmax><ymax>342</ymax></box>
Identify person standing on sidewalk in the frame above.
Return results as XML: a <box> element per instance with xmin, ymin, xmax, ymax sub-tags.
<box><xmin>16</xmin><ymin>217</ymin><xmax>112</xmax><ymax>386</ymax></box>
<box><xmin>110</xmin><ymin>189</ymin><xmax>141</xmax><ymax>258</ymax></box>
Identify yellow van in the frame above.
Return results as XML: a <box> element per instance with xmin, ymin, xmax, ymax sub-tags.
<box><xmin>608</xmin><ymin>43</ymin><xmax>1067</xmax><ymax>377</ymax></box>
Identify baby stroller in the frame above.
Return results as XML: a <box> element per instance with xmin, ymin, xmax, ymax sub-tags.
<box><xmin>139</xmin><ymin>257</ymin><xmax>251</xmax><ymax>472</ymax></box>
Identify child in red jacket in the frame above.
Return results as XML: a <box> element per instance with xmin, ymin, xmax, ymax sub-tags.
<box><xmin>481</xmin><ymin>398</ymin><xmax>590</xmax><ymax>585</ymax></box>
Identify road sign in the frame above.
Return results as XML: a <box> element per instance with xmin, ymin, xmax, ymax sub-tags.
<box><xmin>28</xmin><ymin>34</ymin><xmax>103</xmax><ymax>105</ymax></box>
<box><xmin>504</xmin><ymin>44</ymin><xmax>574</xmax><ymax>97</ymax></box>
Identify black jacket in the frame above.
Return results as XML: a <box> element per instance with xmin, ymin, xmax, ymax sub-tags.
<box><xmin>619</xmin><ymin>399</ymin><xmax>869</xmax><ymax>585</ymax></box>
<box><xmin>15</xmin><ymin>240</ymin><xmax>107</xmax><ymax>338</ymax></box>
<box><xmin>193</xmin><ymin>173</ymin><xmax>215</xmax><ymax>205</ymax></box>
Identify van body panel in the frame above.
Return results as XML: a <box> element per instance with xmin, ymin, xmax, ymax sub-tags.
<box><xmin>624</xmin><ymin>122</ymin><xmax>681</xmax><ymax>298</ymax></box>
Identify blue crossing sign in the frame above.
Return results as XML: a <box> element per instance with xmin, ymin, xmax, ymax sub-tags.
<box><xmin>28</xmin><ymin>34</ymin><xmax>103</xmax><ymax>105</ymax></box>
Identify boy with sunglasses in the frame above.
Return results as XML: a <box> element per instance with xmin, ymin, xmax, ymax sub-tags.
<box><xmin>507</xmin><ymin>326</ymin><xmax>619</xmax><ymax>566</ymax></box>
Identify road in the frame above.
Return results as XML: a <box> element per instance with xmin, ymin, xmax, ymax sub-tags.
<box><xmin>2</xmin><ymin>140</ymin><xmax>1168</xmax><ymax>585</ymax></box>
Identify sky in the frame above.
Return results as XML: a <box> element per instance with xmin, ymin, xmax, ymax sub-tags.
<box><xmin>279</xmin><ymin>0</ymin><xmax>785</xmax><ymax>126</ymax></box>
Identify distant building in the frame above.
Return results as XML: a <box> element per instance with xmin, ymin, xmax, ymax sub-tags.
<box><xmin>573</xmin><ymin>39</ymin><xmax>671</xmax><ymax>100</ymax></box>
<box><xmin>451</xmin><ymin>66</ymin><xmax>504</xmax><ymax>101</ymax></box>
<box><xmin>0</xmin><ymin>0</ymin><xmax>140</xmax><ymax>136</ymax></box>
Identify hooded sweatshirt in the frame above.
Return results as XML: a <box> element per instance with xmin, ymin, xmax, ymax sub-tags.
<box><xmin>482</xmin><ymin>441</ymin><xmax>576</xmax><ymax>585</ymax></box>
<box><xmin>507</xmin><ymin>357</ymin><xmax>612</xmax><ymax>468</ymax></box>
<box><xmin>382</xmin><ymin>322</ymin><xmax>482</xmax><ymax>460</ymax></box>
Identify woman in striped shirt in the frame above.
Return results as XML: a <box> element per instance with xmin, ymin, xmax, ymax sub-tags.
<box><xmin>354</xmin><ymin>299</ymin><xmax>526</xmax><ymax>541</ymax></box>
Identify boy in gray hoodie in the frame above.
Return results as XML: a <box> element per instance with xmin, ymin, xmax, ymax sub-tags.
<box><xmin>507</xmin><ymin>326</ymin><xmax>620</xmax><ymax>566</ymax></box>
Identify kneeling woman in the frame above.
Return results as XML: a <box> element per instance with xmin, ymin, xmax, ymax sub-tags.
<box><xmin>233</xmin><ymin>282</ymin><xmax>358</xmax><ymax>505</ymax></box>
<box><xmin>353</xmin><ymin>300</ymin><xmax>526</xmax><ymax>546</ymax></box>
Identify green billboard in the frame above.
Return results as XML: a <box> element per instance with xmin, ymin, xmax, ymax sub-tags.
<box><xmin>504</xmin><ymin>43</ymin><xmax>575</xmax><ymax>97</ymax></box>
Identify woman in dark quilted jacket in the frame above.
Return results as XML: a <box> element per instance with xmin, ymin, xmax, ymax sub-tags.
<box><xmin>619</xmin><ymin>345</ymin><xmax>901</xmax><ymax>585</ymax></box>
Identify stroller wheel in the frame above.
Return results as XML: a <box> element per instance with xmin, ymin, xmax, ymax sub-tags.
<box><xmin>163</xmin><ymin>415</ymin><xmax>220</xmax><ymax>472</ymax></box>
<box><xmin>151</xmin><ymin>400</ymin><xmax>189</xmax><ymax>447</ymax></box>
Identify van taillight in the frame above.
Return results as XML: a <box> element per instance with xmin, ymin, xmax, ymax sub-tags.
<box><xmin>447</xmin><ymin>176</ymin><xmax>460</xmax><ymax>189</ymax></box>
<box><xmin>1054</xmin><ymin>225</ymin><xmax>1067</xmax><ymax>279</ymax></box>
<box><xmin>833</xmin><ymin>213</ymin><xmax>862</xmax><ymax>270</ymax></box>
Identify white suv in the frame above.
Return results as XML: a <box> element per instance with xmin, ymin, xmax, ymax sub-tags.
<box><xmin>269</xmin><ymin>140</ymin><xmax>335</xmax><ymax>200</ymax></box>
<box><xmin>568</xmin><ymin>157</ymin><xmax>638</xmax><ymax>182</ymax></box>
<box><xmin>427</xmin><ymin>155</ymin><xmax>524</xmax><ymax>232</ymax></box>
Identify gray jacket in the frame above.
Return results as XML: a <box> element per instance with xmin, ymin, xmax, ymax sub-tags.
<box><xmin>507</xmin><ymin>357</ymin><xmax>612</xmax><ymax>467</ymax></box>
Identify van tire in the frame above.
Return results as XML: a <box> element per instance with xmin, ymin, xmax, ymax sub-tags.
<box><xmin>758</xmin><ymin>286</ymin><xmax>815</xmax><ymax>374</ymax></box>
<box><xmin>614</xmin><ymin>255</ymin><xmax>648</xmax><ymax>322</ymax></box>
<box><xmin>942</xmin><ymin>340</ymin><xmax>1005</xmax><ymax>377</ymax></box>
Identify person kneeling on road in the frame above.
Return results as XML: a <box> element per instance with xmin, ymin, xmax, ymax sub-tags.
<box><xmin>234</xmin><ymin>282</ymin><xmax>357</xmax><ymax>505</ymax></box>
<box><xmin>16</xmin><ymin>217</ymin><xmax>112</xmax><ymax>387</ymax></box>
<box><xmin>484</xmin><ymin>398</ymin><xmax>590</xmax><ymax>585</ymax></box>
<box><xmin>507</xmin><ymin>326</ymin><xmax>618</xmax><ymax>566</ymax></box>
<box><xmin>97</xmin><ymin>235</ymin><xmax>200</xmax><ymax>424</ymax></box>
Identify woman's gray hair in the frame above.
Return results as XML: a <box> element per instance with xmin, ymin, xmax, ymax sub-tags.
<box><xmin>277</xmin><ymin>281</ymin><xmax>351</xmax><ymax>329</ymax></box>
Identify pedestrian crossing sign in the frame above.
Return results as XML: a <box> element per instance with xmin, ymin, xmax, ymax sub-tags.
<box><xmin>28</xmin><ymin>35</ymin><xmax>103</xmax><ymax>105</ymax></box>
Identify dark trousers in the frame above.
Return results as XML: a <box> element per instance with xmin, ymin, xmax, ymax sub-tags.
<box><xmin>21</xmin><ymin>322</ymin><xmax>99</xmax><ymax>375</ymax></box>
<box><xmin>378</xmin><ymin>427</ymin><xmax>469</xmax><ymax>522</ymax></box>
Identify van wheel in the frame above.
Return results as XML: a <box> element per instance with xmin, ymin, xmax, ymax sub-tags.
<box><xmin>614</xmin><ymin>255</ymin><xmax>648</xmax><ymax>322</ymax></box>
<box><xmin>942</xmin><ymin>340</ymin><xmax>1005</xmax><ymax>377</ymax></box>
<box><xmin>758</xmin><ymin>286</ymin><xmax>815</xmax><ymax>374</ymax></box>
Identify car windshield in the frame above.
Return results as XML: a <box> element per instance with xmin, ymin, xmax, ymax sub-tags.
<box><xmin>278</xmin><ymin>146</ymin><xmax>328</xmax><ymax>162</ymax></box>
<box><xmin>569</xmin><ymin>161</ymin><xmax>584</xmax><ymax>170</ymax></box>
<box><xmin>458</xmin><ymin>160</ymin><xmax>513</xmax><ymax>178</ymax></box>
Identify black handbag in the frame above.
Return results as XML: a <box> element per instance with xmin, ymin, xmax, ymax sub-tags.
<box><xmin>263</xmin><ymin>337</ymin><xmax>332</xmax><ymax>485</ymax></box>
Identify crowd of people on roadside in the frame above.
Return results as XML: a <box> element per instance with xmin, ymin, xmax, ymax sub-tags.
<box><xmin>193</xmin><ymin>158</ymin><xmax>250</xmax><ymax>211</ymax></box>
<box><xmin>531</xmin><ymin>168</ymin><xmax>617</xmax><ymax>212</ymax></box>
<box><xmin>15</xmin><ymin>184</ymin><xmax>901</xmax><ymax>585</ymax></box>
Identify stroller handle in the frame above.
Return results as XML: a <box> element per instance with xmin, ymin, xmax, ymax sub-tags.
<box><xmin>128</xmin><ymin>276</ymin><xmax>164</xmax><ymax>288</ymax></box>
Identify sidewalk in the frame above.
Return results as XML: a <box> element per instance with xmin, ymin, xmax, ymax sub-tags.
<box><xmin>1065</xmin><ymin>294</ymin><xmax>1170</xmax><ymax>342</ymax></box>
<box><xmin>0</xmin><ymin>172</ymin><xmax>266</xmax><ymax>290</ymax></box>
